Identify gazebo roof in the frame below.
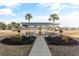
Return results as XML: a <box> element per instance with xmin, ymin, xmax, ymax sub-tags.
<box><xmin>21</xmin><ymin>22</ymin><xmax>59</xmax><ymax>26</ymax></box>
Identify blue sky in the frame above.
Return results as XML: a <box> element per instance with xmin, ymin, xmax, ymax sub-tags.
<box><xmin>0</xmin><ymin>3</ymin><xmax>79</xmax><ymax>27</ymax></box>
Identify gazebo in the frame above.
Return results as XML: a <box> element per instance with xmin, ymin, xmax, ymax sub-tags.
<box><xmin>20</xmin><ymin>22</ymin><xmax>59</xmax><ymax>36</ymax></box>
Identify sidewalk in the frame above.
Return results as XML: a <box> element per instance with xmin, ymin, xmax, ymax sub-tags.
<box><xmin>29</xmin><ymin>35</ymin><xmax>52</xmax><ymax>56</ymax></box>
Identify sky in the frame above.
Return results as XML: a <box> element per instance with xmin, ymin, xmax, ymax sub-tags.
<box><xmin>0</xmin><ymin>3</ymin><xmax>79</xmax><ymax>27</ymax></box>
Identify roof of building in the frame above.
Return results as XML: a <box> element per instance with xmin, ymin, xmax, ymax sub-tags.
<box><xmin>21</xmin><ymin>22</ymin><xmax>59</xmax><ymax>26</ymax></box>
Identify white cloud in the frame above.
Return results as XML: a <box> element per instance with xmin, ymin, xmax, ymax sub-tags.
<box><xmin>72</xmin><ymin>3</ymin><xmax>79</xmax><ymax>5</ymax></box>
<box><xmin>31</xmin><ymin>15</ymin><xmax>59</xmax><ymax>23</ymax></box>
<box><xmin>3</xmin><ymin>3</ymin><xmax>18</xmax><ymax>7</ymax></box>
<box><xmin>50</xmin><ymin>4</ymin><xmax>61</xmax><ymax>11</ymax></box>
<box><xmin>31</xmin><ymin>15</ymin><xmax>49</xmax><ymax>22</ymax></box>
<box><xmin>0</xmin><ymin>8</ymin><xmax>14</xmax><ymax>16</ymax></box>
<box><xmin>37</xmin><ymin>3</ymin><xmax>79</xmax><ymax>15</ymax></box>
<box><xmin>0</xmin><ymin>0</ymin><xmax>79</xmax><ymax>3</ymax></box>
<box><xmin>37</xmin><ymin>3</ymin><xmax>61</xmax><ymax>10</ymax></box>
<box><xmin>59</xmin><ymin>11</ymin><xmax>79</xmax><ymax>27</ymax></box>
<box><xmin>0</xmin><ymin>3</ymin><xmax>19</xmax><ymax>8</ymax></box>
<box><xmin>37</xmin><ymin>3</ymin><xmax>63</xmax><ymax>14</ymax></box>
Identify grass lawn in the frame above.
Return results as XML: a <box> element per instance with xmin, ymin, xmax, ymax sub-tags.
<box><xmin>62</xmin><ymin>30</ymin><xmax>79</xmax><ymax>38</ymax></box>
<box><xmin>0</xmin><ymin>30</ymin><xmax>19</xmax><ymax>37</ymax></box>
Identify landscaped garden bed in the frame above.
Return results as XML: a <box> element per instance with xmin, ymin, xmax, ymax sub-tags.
<box><xmin>45</xmin><ymin>35</ymin><xmax>79</xmax><ymax>56</ymax></box>
<box><xmin>45</xmin><ymin>35</ymin><xmax>79</xmax><ymax>45</ymax></box>
<box><xmin>0</xmin><ymin>35</ymin><xmax>36</xmax><ymax>56</ymax></box>
<box><xmin>0</xmin><ymin>35</ymin><xmax>36</xmax><ymax>45</ymax></box>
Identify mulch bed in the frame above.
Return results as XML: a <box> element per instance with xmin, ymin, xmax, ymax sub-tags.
<box><xmin>45</xmin><ymin>36</ymin><xmax>79</xmax><ymax>46</ymax></box>
<box><xmin>45</xmin><ymin>36</ymin><xmax>79</xmax><ymax>56</ymax></box>
<box><xmin>0</xmin><ymin>36</ymin><xmax>36</xmax><ymax>56</ymax></box>
<box><xmin>0</xmin><ymin>36</ymin><xmax>36</xmax><ymax>45</ymax></box>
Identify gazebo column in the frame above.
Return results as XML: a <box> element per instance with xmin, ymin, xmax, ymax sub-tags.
<box><xmin>34</xmin><ymin>25</ymin><xmax>36</xmax><ymax>36</ymax></box>
<box><xmin>44</xmin><ymin>26</ymin><xmax>47</xmax><ymax>37</ymax></box>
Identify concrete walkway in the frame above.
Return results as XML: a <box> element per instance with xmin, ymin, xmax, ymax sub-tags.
<box><xmin>29</xmin><ymin>35</ymin><xmax>52</xmax><ymax>56</ymax></box>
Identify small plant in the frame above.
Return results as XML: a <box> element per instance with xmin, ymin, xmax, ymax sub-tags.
<box><xmin>15</xmin><ymin>35</ymin><xmax>22</xmax><ymax>43</ymax></box>
<box><xmin>49</xmin><ymin>33</ymin><xmax>52</xmax><ymax>36</ymax></box>
<box><xmin>63</xmin><ymin>36</ymin><xmax>69</xmax><ymax>43</ymax></box>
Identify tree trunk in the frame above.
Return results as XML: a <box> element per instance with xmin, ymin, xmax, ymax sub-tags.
<box><xmin>53</xmin><ymin>20</ymin><xmax>55</xmax><ymax>33</ymax></box>
<box><xmin>28</xmin><ymin>20</ymin><xmax>30</xmax><ymax>36</ymax></box>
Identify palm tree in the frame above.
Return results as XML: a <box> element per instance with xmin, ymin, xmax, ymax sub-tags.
<box><xmin>48</xmin><ymin>17</ymin><xmax>52</xmax><ymax>27</ymax></box>
<box><xmin>25</xmin><ymin>13</ymin><xmax>32</xmax><ymax>35</ymax></box>
<box><xmin>49</xmin><ymin>13</ymin><xmax>59</xmax><ymax>33</ymax></box>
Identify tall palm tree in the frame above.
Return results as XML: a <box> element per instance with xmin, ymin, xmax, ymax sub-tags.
<box><xmin>25</xmin><ymin>13</ymin><xmax>32</xmax><ymax>35</ymax></box>
<box><xmin>49</xmin><ymin>13</ymin><xmax>59</xmax><ymax>32</ymax></box>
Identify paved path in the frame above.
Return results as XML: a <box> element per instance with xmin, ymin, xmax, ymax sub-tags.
<box><xmin>29</xmin><ymin>35</ymin><xmax>52</xmax><ymax>56</ymax></box>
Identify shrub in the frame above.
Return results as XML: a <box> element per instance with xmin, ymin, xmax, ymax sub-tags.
<box><xmin>63</xmin><ymin>36</ymin><xmax>69</xmax><ymax>43</ymax></box>
<box><xmin>15</xmin><ymin>35</ymin><xmax>22</xmax><ymax>43</ymax></box>
<box><xmin>0</xmin><ymin>22</ymin><xmax>6</xmax><ymax>30</ymax></box>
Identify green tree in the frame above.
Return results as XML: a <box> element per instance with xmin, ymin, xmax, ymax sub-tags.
<box><xmin>48</xmin><ymin>17</ymin><xmax>52</xmax><ymax>27</ymax></box>
<box><xmin>25</xmin><ymin>13</ymin><xmax>32</xmax><ymax>35</ymax></box>
<box><xmin>7</xmin><ymin>24</ymin><xmax>11</xmax><ymax>30</ymax></box>
<box><xmin>0</xmin><ymin>22</ymin><xmax>6</xmax><ymax>30</ymax></box>
<box><xmin>15</xmin><ymin>23</ymin><xmax>20</xmax><ymax>30</ymax></box>
<box><xmin>11</xmin><ymin>22</ymin><xmax>20</xmax><ymax>31</ymax></box>
<box><xmin>49</xmin><ymin>13</ymin><xmax>59</xmax><ymax>32</ymax></box>
<box><xmin>11</xmin><ymin>22</ymin><xmax>16</xmax><ymax>30</ymax></box>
